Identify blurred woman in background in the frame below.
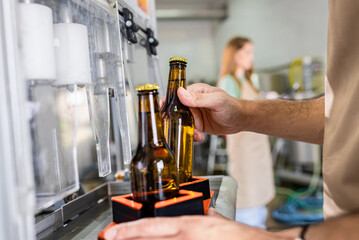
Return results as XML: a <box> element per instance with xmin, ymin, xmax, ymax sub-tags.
<box><xmin>217</xmin><ymin>36</ymin><xmax>275</xmax><ymax>229</ymax></box>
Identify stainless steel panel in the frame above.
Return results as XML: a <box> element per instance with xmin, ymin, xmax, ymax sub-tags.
<box><xmin>211</xmin><ymin>176</ymin><xmax>237</xmax><ymax>220</ymax></box>
<box><xmin>62</xmin><ymin>183</ymin><xmax>108</xmax><ymax>223</ymax></box>
<box><xmin>36</xmin><ymin>210</ymin><xmax>63</xmax><ymax>239</ymax></box>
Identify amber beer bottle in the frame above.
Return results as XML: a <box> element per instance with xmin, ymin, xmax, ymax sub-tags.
<box><xmin>161</xmin><ymin>57</ymin><xmax>194</xmax><ymax>183</ymax></box>
<box><xmin>131</xmin><ymin>84</ymin><xmax>179</xmax><ymax>216</ymax></box>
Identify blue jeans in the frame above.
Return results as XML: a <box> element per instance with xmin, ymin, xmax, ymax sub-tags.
<box><xmin>235</xmin><ymin>205</ymin><xmax>268</xmax><ymax>229</ymax></box>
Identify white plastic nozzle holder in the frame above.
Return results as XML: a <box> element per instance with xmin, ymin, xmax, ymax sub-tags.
<box><xmin>53</xmin><ymin>23</ymin><xmax>92</xmax><ymax>86</ymax></box>
<box><xmin>19</xmin><ymin>3</ymin><xmax>56</xmax><ymax>81</ymax></box>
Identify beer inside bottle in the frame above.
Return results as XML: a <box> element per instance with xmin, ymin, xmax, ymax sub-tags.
<box><xmin>131</xmin><ymin>83</ymin><xmax>179</xmax><ymax>216</ymax></box>
<box><xmin>161</xmin><ymin>57</ymin><xmax>194</xmax><ymax>183</ymax></box>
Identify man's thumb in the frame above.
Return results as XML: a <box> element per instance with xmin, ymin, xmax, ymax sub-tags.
<box><xmin>178</xmin><ymin>87</ymin><xmax>215</xmax><ymax>109</ymax></box>
<box><xmin>207</xmin><ymin>207</ymin><xmax>228</xmax><ymax>219</ymax></box>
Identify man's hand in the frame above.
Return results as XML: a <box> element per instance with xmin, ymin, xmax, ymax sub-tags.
<box><xmin>176</xmin><ymin>83</ymin><xmax>247</xmax><ymax>142</ymax></box>
<box><xmin>104</xmin><ymin>208</ymin><xmax>291</xmax><ymax>240</ymax></box>
<box><xmin>104</xmin><ymin>208</ymin><xmax>359</xmax><ymax>240</ymax></box>
<box><xmin>169</xmin><ymin>83</ymin><xmax>324</xmax><ymax>145</ymax></box>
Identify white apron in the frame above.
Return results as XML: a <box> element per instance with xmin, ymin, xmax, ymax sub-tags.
<box><xmin>227</xmin><ymin>80</ymin><xmax>275</xmax><ymax>208</ymax></box>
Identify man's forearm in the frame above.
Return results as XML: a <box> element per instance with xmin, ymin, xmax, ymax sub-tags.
<box><xmin>241</xmin><ymin>96</ymin><xmax>324</xmax><ymax>145</ymax></box>
<box><xmin>276</xmin><ymin>212</ymin><xmax>359</xmax><ymax>240</ymax></box>
<box><xmin>305</xmin><ymin>212</ymin><xmax>359</xmax><ymax>240</ymax></box>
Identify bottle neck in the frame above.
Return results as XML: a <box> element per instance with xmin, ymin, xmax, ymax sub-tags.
<box><xmin>164</xmin><ymin>63</ymin><xmax>187</xmax><ymax>106</ymax></box>
<box><xmin>138</xmin><ymin>91</ymin><xmax>165</xmax><ymax>147</ymax></box>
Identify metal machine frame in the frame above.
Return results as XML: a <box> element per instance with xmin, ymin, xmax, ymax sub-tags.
<box><xmin>0</xmin><ymin>1</ymin><xmax>237</xmax><ymax>239</ymax></box>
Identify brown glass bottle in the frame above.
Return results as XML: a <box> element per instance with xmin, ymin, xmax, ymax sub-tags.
<box><xmin>161</xmin><ymin>57</ymin><xmax>194</xmax><ymax>184</ymax></box>
<box><xmin>131</xmin><ymin>84</ymin><xmax>179</xmax><ymax>216</ymax></box>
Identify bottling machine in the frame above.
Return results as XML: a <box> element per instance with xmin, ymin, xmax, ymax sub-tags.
<box><xmin>0</xmin><ymin>0</ymin><xmax>237</xmax><ymax>239</ymax></box>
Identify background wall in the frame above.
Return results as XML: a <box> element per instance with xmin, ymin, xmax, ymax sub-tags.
<box><xmin>214</xmin><ymin>0</ymin><xmax>329</xmax><ymax>69</ymax></box>
<box><xmin>156</xmin><ymin>0</ymin><xmax>329</xmax><ymax>84</ymax></box>
<box><xmin>157</xmin><ymin>20</ymin><xmax>218</xmax><ymax>84</ymax></box>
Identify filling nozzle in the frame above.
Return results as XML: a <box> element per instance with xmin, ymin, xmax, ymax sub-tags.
<box><xmin>86</xmin><ymin>85</ymin><xmax>112</xmax><ymax>177</ymax></box>
<box><xmin>87</xmin><ymin>20</ymin><xmax>114</xmax><ymax>177</ymax></box>
<box><xmin>94</xmin><ymin>19</ymin><xmax>112</xmax><ymax>54</ymax></box>
<box><xmin>102</xmin><ymin>22</ymin><xmax>112</xmax><ymax>53</ymax></box>
<box><xmin>93</xmin><ymin>58</ymin><xmax>110</xmax><ymax>95</ymax></box>
<box><xmin>96</xmin><ymin>58</ymin><xmax>108</xmax><ymax>81</ymax></box>
<box><xmin>87</xmin><ymin>84</ymin><xmax>112</xmax><ymax>177</ymax></box>
<box><xmin>59</xmin><ymin>3</ymin><xmax>73</xmax><ymax>24</ymax></box>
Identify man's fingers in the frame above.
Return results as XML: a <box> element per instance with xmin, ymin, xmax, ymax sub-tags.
<box><xmin>159</xmin><ymin>96</ymin><xmax>166</xmax><ymax>109</ymax></box>
<box><xmin>206</xmin><ymin>207</ymin><xmax>218</xmax><ymax>216</ymax></box>
<box><xmin>186</xmin><ymin>83</ymin><xmax>223</xmax><ymax>94</ymax></box>
<box><xmin>162</xmin><ymin>83</ymin><xmax>219</xmax><ymax>109</ymax></box>
<box><xmin>178</xmin><ymin>87</ymin><xmax>222</xmax><ymax>110</ymax></box>
<box><xmin>207</xmin><ymin>207</ymin><xmax>228</xmax><ymax>220</ymax></box>
<box><xmin>104</xmin><ymin>226</ymin><xmax>118</xmax><ymax>240</ymax></box>
<box><xmin>193</xmin><ymin>129</ymin><xmax>205</xmax><ymax>142</ymax></box>
<box><xmin>104</xmin><ymin>218</ymin><xmax>180</xmax><ymax>240</ymax></box>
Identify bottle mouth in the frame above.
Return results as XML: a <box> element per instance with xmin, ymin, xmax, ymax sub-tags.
<box><xmin>137</xmin><ymin>90</ymin><xmax>158</xmax><ymax>96</ymax></box>
<box><xmin>136</xmin><ymin>83</ymin><xmax>160</xmax><ymax>92</ymax></box>
<box><xmin>169</xmin><ymin>62</ymin><xmax>187</xmax><ymax>67</ymax></box>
